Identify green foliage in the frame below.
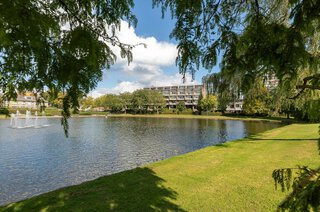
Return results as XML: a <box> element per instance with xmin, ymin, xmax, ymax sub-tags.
<box><xmin>154</xmin><ymin>0</ymin><xmax>320</xmax><ymax>113</ymax></box>
<box><xmin>119</xmin><ymin>92</ymin><xmax>132</xmax><ymax>114</ymax></box>
<box><xmin>2</xmin><ymin>124</ymin><xmax>318</xmax><ymax>211</ymax></box>
<box><xmin>176</xmin><ymin>101</ymin><xmax>186</xmax><ymax>114</ymax></box>
<box><xmin>131</xmin><ymin>90</ymin><xmax>149</xmax><ymax>113</ymax></box>
<box><xmin>104</xmin><ymin>94</ymin><xmax>124</xmax><ymax>112</ymax></box>
<box><xmin>0</xmin><ymin>0</ymin><xmax>137</xmax><ymax>135</ymax></box>
<box><xmin>199</xmin><ymin>95</ymin><xmax>218</xmax><ymax>113</ymax></box>
<box><xmin>80</xmin><ymin>97</ymin><xmax>95</xmax><ymax>109</ymax></box>
<box><xmin>161</xmin><ymin>108</ymin><xmax>176</xmax><ymax>114</ymax></box>
<box><xmin>202</xmin><ymin>72</ymin><xmax>241</xmax><ymax>113</ymax></box>
<box><xmin>154</xmin><ymin>1</ymin><xmax>320</xmax><ymax>210</ymax></box>
<box><xmin>0</xmin><ymin>107</ymin><xmax>9</xmax><ymax>116</ymax></box>
<box><xmin>90</xmin><ymin>89</ymin><xmax>165</xmax><ymax>114</ymax></box>
<box><xmin>243</xmin><ymin>81</ymin><xmax>271</xmax><ymax>115</ymax></box>
<box><xmin>130</xmin><ymin>89</ymin><xmax>166</xmax><ymax>114</ymax></box>
<box><xmin>273</xmin><ymin>167</ymin><xmax>320</xmax><ymax>211</ymax></box>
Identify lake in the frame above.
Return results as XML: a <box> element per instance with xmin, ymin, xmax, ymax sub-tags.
<box><xmin>0</xmin><ymin>117</ymin><xmax>282</xmax><ymax>205</ymax></box>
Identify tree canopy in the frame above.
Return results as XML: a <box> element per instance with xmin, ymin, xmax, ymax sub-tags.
<box><xmin>152</xmin><ymin>0</ymin><xmax>320</xmax><ymax>210</ymax></box>
<box><xmin>153</xmin><ymin>0</ymin><xmax>320</xmax><ymax>96</ymax></box>
<box><xmin>83</xmin><ymin>89</ymin><xmax>166</xmax><ymax>114</ymax></box>
<box><xmin>0</xmin><ymin>0</ymin><xmax>138</xmax><ymax>135</ymax></box>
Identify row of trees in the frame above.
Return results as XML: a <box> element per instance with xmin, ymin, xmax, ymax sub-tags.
<box><xmin>203</xmin><ymin>72</ymin><xmax>320</xmax><ymax>121</ymax></box>
<box><xmin>80</xmin><ymin>89</ymin><xmax>166</xmax><ymax>114</ymax></box>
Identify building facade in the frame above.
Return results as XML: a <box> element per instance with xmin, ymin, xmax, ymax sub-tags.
<box><xmin>144</xmin><ymin>85</ymin><xmax>203</xmax><ymax>109</ymax></box>
<box><xmin>3</xmin><ymin>92</ymin><xmax>48</xmax><ymax>109</ymax></box>
<box><xmin>263</xmin><ymin>74</ymin><xmax>279</xmax><ymax>90</ymax></box>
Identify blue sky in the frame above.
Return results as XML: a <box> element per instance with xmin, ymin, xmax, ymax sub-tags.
<box><xmin>91</xmin><ymin>0</ymin><xmax>219</xmax><ymax>97</ymax></box>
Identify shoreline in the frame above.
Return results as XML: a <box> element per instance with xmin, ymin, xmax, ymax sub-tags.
<box><xmin>1</xmin><ymin>123</ymin><xmax>318</xmax><ymax>210</ymax></box>
<box><xmin>107</xmin><ymin>113</ymin><xmax>298</xmax><ymax>123</ymax></box>
<box><xmin>0</xmin><ymin>113</ymin><xmax>299</xmax><ymax>123</ymax></box>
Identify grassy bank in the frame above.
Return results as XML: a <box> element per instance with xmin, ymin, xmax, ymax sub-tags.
<box><xmin>108</xmin><ymin>113</ymin><xmax>296</xmax><ymax>123</ymax></box>
<box><xmin>1</xmin><ymin>124</ymin><xmax>318</xmax><ymax>211</ymax></box>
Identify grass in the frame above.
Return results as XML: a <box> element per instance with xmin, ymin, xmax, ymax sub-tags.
<box><xmin>108</xmin><ymin>113</ymin><xmax>297</xmax><ymax>123</ymax></box>
<box><xmin>1</xmin><ymin>124</ymin><xmax>319</xmax><ymax>211</ymax></box>
<box><xmin>0</xmin><ymin>115</ymin><xmax>6</xmax><ymax>119</ymax></box>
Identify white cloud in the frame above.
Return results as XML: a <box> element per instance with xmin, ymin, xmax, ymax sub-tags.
<box><xmin>90</xmin><ymin>21</ymin><xmax>200</xmax><ymax>98</ymax></box>
<box><xmin>112</xmin><ymin>21</ymin><xmax>177</xmax><ymax>66</ymax></box>
<box><xmin>89</xmin><ymin>81</ymin><xmax>143</xmax><ymax>98</ymax></box>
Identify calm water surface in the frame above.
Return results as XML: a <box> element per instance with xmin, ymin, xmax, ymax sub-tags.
<box><xmin>0</xmin><ymin>117</ymin><xmax>282</xmax><ymax>205</ymax></box>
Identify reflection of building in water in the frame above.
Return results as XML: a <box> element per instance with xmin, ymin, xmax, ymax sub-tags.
<box><xmin>144</xmin><ymin>85</ymin><xmax>204</xmax><ymax>109</ymax></box>
<box><xmin>3</xmin><ymin>92</ymin><xmax>48</xmax><ymax>109</ymax></box>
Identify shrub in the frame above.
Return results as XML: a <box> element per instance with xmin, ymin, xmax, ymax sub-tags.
<box><xmin>79</xmin><ymin>112</ymin><xmax>92</xmax><ymax>115</ymax></box>
<box><xmin>0</xmin><ymin>107</ymin><xmax>10</xmax><ymax>116</ymax></box>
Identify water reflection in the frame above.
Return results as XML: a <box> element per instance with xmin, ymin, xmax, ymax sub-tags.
<box><xmin>0</xmin><ymin>117</ymin><xmax>282</xmax><ymax>205</ymax></box>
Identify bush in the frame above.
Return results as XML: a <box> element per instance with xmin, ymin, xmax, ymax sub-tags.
<box><xmin>200</xmin><ymin>111</ymin><xmax>222</xmax><ymax>116</ymax></box>
<box><xmin>79</xmin><ymin>112</ymin><xmax>92</xmax><ymax>115</ymax></box>
<box><xmin>180</xmin><ymin>108</ymin><xmax>193</xmax><ymax>114</ymax></box>
<box><xmin>0</xmin><ymin>107</ymin><xmax>10</xmax><ymax>116</ymax></box>
<box><xmin>161</xmin><ymin>108</ymin><xmax>177</xmax><ymax>114</ymax></box>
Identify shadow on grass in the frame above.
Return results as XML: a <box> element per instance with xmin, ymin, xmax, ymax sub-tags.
<box><xmin>2</xmin><ymin>167</ymin><xmax>185</xmax><ymax>211</ymax></box>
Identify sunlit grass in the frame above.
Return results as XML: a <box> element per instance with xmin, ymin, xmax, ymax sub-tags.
<box><xmin>1</xmin><ymin>124</ymin><xmax>318</xmax><ymax>211</ymax></box>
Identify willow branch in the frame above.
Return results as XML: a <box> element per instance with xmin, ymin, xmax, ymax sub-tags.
<box><xmin>290</xmin><ymin>74</ymin><xmax>320</xmax><ymax>99</ymax></box>
<box><xmin>57</xmin><ymin>0</ymin><xmax>143</xmax><ymax>49</ymax></box>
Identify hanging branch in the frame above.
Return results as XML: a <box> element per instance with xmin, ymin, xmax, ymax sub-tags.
<box><xmin>290</xmin><ymin>74</ymin><xmax>320</xmax><ymax>99</ymax></box>
<box><xmin>57</xmin><ymin>0</ymin><xmax>144</xmax><ymax>50</ymax></box>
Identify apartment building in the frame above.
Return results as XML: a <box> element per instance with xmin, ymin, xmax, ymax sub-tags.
<box><xmin>263</xmin><ymin>74</ymin><xmax>279</xmax><ymax>90</ymax></box>
<box><xmin>144</xmin><ymin>85</ymin><xmax>203</xmax><ymax>109</ymax></box>
<box><xmin>3</xmin><ymin>92</ymin><xmax>48</xmax><ymax>109</ymax></box>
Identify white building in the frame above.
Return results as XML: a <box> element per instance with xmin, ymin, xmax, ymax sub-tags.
<box><xmin>144</xmin><ymin>85</ymin><xmax>204</xmax><ymax>109</ymax></box>
<box><xmin>3</xmin><ymin>92</ymin><xmax>48</xmax><ymax>109</ymax></box>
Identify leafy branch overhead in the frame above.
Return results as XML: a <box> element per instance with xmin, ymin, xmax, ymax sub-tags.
<box><xmin>152</xmin><ymin>0</ymin><xmax>320</xmax><ymax>210</ymax></box>
<box><xmin>0</xmin><ymin>0</ymin><xmax>139</xmax><ymax>135</ymax></box>
<box><xmin>153</xmin><ymin>0</ymin><xmax>320</xmax><ymax>96</ymax></box>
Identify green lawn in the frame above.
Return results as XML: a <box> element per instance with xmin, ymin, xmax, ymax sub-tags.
<box><xmin>1</xmin><ymin>124</ymin><xmax>319</xmax><ymax>211</ymax></box>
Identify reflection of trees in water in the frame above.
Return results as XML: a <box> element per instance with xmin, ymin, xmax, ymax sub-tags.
<box><xmin>217</xmin><ymin>121</ymin><xmax>227</xmax><ymax>143</ymax></box>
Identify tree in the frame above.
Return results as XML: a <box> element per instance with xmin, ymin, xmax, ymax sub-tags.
<box><xmin>50</xmin><ymin>92</ymin><xmax>65</xmax><ymax>109</ymax></box>
<box><xmin>202</xmin><ymin>72</ymin><xmax>241</xmax><ymax>114</ymax></box>
<box><xmin>199</xmin><ymin>95</ymin><xmax>218</xmax><ymax>115</ymax></box>
<box><xmin>176</xmin><ymin>101</ymin><xmax>186</xmax><ymax>114</ymax></box>
<box><xmin>98</xmin><ymin>94</ymin><xmax>123</xmax><ymax>113</ymax></box>
<box><xmin>0</xmin><ymin>0</ymin><xmax>138</xmax><ymax>135</ymax></box>
<box><xmin>130</xmin><ymin>89</ymin><xmax>166</xmax><ymax>114</ymax></box>
<box><xmin>148</xmin><ymin>90</ymin><xmax>166</xmax><ymax>114</ymax></box>
<box><xmin>153</xmin><ymin>0</ymin><xmax>320</xmax><ymax>210</ymax></box>
<box><xmin>0</xmin><ymin>94</ymin><xmax>4</xmax><ymax>108</ymax></box>
<box><xmin>94</xmin><ymin>95</ymin><xmax>108</xmax><ymax>110</ymax></box>
<box><xmin>80</xmin><ymin>97</ymin><xmax>95</xmax><ymax>110</ymax></box>
<box><xmin>131</xmin><ymin>89</ymin><xmax>148</xmax><ymax>113</ymax></box>
<box><xmin>153</xmin><ymin>0</ymin><xmax>320</xmax><ymax>95</ymax></box>
<box><xmin>243</xmin><ymin>80</ymin><xmax>271</xmax><ymax>115</ymax></box>
<box><xmin>119</xmin><ymin>92</ymin><xmax>132</xmax><ymax>114</ymax></box>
